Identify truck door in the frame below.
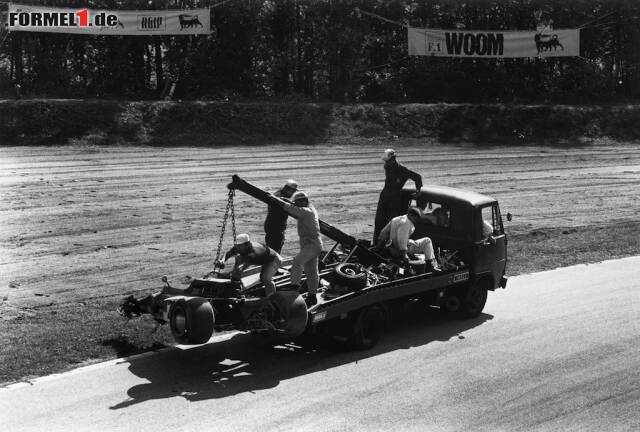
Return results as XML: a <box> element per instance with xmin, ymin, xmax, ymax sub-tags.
<box><xmin>472</xmin><ymin>203</ymin><xmax>507</xmax><ymax>287</ymax></box>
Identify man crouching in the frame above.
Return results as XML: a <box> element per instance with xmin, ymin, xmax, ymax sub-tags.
<box><xmin>223</xmin><ymin>233</ymin><xmax>282</xmax><ymax>297</ymax></box>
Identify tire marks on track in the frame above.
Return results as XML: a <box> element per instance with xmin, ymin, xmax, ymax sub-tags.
<box><xmin>1</xmin><ymin>140</ymin><xmax>639</xmax><ymax>309</ymax></box>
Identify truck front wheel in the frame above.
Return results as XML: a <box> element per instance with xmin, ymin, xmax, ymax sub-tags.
<box><xmin>170</xmin><ymin>298</ymin><xmax>215</xmax><ymax>344</ymax></box>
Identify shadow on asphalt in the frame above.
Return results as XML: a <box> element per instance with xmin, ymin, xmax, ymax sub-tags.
<box><xmin>110</xmin><ymin>306</ymin><xmax>493</xmax><ymax>410</ymax></box>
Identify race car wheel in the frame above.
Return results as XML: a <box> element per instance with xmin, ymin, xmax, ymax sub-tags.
<box><xmin>333</xmin><ymin>263</ymin><xmax>367</xmax><ymax>290</ymax></box>
<box><xmin>348</xmin><ymin>304</ymin><xmax>386</xmax><ymax>350</ymax></box>
<box><xmin>170</xmin><ymin>298</ymin><xmax>215</xmax><ymax>344</ymax></box>
<box><xmin>273</xmin><ymin>291</ymin><xmax>309</xmax><ymax>339</ymax></box>
<box><xmin>250</xmin><ymin>291</ymin><xmax>309</xmax><ymax>347</ymax></box>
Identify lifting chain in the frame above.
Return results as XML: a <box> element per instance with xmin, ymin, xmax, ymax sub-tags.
<box><xmin>213</xmin><ymin>189</ymin><xmax>237</xmax><ymax>267</ymax></box>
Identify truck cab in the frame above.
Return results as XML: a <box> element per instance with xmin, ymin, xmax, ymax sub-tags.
<box><xmin>401</xmin><ymin>186</ymin><xmax>508</xmax><ymax>290</ymax></box>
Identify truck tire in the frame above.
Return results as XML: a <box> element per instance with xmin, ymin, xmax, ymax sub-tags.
<box><xmin>170</xmin><ymin>298</ymin><xmax>215</xmax><ymax>344</ymax></box>
<box><xmin>439</xmin><ymin>293</ymin><xmax>462</xmax><ymax>318</ymax></box>
<box><xmin>348</xmin><ymin>304</ymin><xmax>386</xmax><ymax>350</ymax></box>
<box><xmin>458</xmin><ymin>279</ymin><xmax>488</xmax><ymax>318</ymax></box>
<box><xmin>441</xmin><ymin>280</ymin><xmax>488</xmax><ymax>319</ymax></box>
<box><xmin>333</xmin><ymin>263</ymin><xmax>367</xmax><ymax>290</ymax></box>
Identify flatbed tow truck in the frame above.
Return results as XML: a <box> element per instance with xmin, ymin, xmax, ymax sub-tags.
<box><xmin>119</xmin><ymin>175</ymin><xmax>508</xmax><ymax>349</ymax></box>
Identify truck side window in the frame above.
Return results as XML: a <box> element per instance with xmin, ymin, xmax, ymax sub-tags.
<box><xmin>480</xmin><ymin>205</ymin><xmax>496</xmax><ymax>238</ymax></box>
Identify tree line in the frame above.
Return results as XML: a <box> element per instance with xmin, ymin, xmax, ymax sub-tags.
<box><xmin>1</xmin><ymin>0</ymin><xmax>639</xmax><ymax>103</ymax></box>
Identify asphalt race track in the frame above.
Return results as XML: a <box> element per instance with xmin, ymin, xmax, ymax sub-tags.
<box><xmin>2</xmin><ymin>257</ymin><xmax>639</xmax><ymax>432</ymax></box>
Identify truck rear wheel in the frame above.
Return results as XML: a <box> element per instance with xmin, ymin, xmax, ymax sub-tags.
<box><xmin>459</xmin><ymin>280</ymin><xmax>488</xmax><ymax>318</ymax></box>
<box><xmin>441</xmin><ymin>280</ymin><xmax>488</xmax><ymax>319</ymax></box>
<box><xmin>348</xmin><ymin>304</ymin><xmax>386</xmax><ymax>350</ymax></box>
<box><xmin>170</xmin><ymin>298</ymin><xmax>215</xmax><ymax>344</ymax></box>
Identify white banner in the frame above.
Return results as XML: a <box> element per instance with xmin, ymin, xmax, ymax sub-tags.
<box><xmin>408</xmin><ymin>27</ymin><xmax>580</xmax><ymax>58</ymax></box>
<box><xmin>7</xmin><ymin>3</ymin><xmax>211</xmax><ymax>35</ymax></box>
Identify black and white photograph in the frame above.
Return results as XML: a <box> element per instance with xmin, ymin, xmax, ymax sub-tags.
<box><xmin>1</xmin><ymin>1</ymin><xmax>639</xmax><ymax>430</ymax></box>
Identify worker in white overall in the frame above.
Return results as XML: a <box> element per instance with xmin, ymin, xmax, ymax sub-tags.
<box><xmin>269</xmin><ymin>190</ymin><xmax>323</xmax><ymax>306</ymax></box>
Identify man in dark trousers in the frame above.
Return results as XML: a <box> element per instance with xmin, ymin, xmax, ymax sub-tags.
<box><xmin>373</xmin><ymin>149</ymin><xmax>423</xmax><ymax>244</ymax></box>
<box><xmin>264</xmin><ymin>179</ymin><xmax>298</xmax><ymax>253</ymax></box>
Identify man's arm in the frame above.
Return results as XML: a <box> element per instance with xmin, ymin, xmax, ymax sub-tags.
<box><xmin>272</xmin><ymin>195</ymin><xmax>308</xmax><ymax>218</ymax></box>
<box><xmin>404</xmin><ymin>166</ymin><xmax>423</xmax><ymax>191</ymax></box>
<box><xmin>230</xmin><ymin>255</ymin><xmax>250</xmax><ymax>280</ymax></box>
<box><xmin>482</xmin><ymin>220</ymin><xmax>496</xmax><ymax>244</ymax></box>
<box><xmin>223</xmin><ymin>245</ymin><xmax>238</xmax><ymax>262</ymax></box>
<box><xmin>395</xmin><ymin>222</ymin><xmax>412</xmax><ymax>258</ymax></box>
<box><xmin>377</xmin><ymin>222</ymin><xmax>392</xmax><ymax>248</ymax></box>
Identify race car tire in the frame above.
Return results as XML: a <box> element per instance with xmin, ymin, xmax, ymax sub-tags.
<box><xmin>274</xmin><ymin>291</ymin><xmax>309</xmax><ymax>339</ymax></box>
<box><xmin>251</xmin><ymin>291</ymin><xmax>309</xmax><ymax>346</ymax></box>
<box><xmin>170</xmin><ymin>298</ymin><xmax>215</xmax><ymax>344</ymax></box>
<box><xmin>333</xmin><ymin>263</ymin><xmax>367</xmax><ymax>290</ymax></box>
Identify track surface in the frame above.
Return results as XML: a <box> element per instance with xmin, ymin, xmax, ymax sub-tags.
<box><xmin>2</xmin><ymin>257</ymin><xmax>639</xmax><ymax>432</ymax></box>
<box><xmin>1</xmin><ymin>141</ymin><xmax>639</xmax><ymax>310</ymax></box>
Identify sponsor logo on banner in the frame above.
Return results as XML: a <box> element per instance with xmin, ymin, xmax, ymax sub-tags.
<box><xmin>445</xmin><ymin>32</ymin><xmax>504</xmax><ymax>56</ymax></box>
<box><xmin>534</xmin><ymin>20</ymin><xmax>565</xmax><ymax>55</ymax></box>
<box><xmin>138</xmin><ymin>15</ymin><xmax>165</xmax><ymax>31</ymax></box>
<box><xmin>426</xmin><ymin>35</ymin><xmax>443</xmax><ymax>54</ymax></box>
<box><xmin>534</xmin><ymin>34</ymin><xmax>564</xmax><ymax>54</ymax></box>
<box><xmin>178</xmin><ymin>14</ymin><xmax>204</xmax><ymax>30</ymax></box>
<box><xmin>8</xmin><ymin>7</ymin><xmax>120</xmax><ymax>29</ymax></box>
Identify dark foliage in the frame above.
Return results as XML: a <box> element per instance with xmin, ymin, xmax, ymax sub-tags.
<box><xmin>1</xmin><ymin>0</ymin><xmax>639</xmax><ymax>102</ymax></box>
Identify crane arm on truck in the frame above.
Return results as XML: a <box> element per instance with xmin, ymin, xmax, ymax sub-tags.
<box><xmin>227</xmin><ymin>174</ymin><xmax>384</xmax><ymax>266</ymax></box>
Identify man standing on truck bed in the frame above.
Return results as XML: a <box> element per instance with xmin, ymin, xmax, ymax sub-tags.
<box><xmin>373</xmin><ymin>149</ymin><xmax>423</xmax><ymax>244</ymax></box>
<box><xmin>269</xmin><ymin>190</ymin><xmax>323</xmax><ymax>306</ymax></box>
<box><xmin>377</xmin><ymin>207</ymin><xmax>441</xmax><ymax>272</ymax></box>
<box><xmin>264</xmin><ymin>179</ymin><xmax>298</xmax><ymax>253</ymax></box>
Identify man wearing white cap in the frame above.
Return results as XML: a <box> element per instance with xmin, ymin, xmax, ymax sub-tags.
<box><xmin>268</xmin><ymin>190</ymin><xmax>323</xmax><ymax>306</ymax></box>
<box><xmin>373</xmin><ymin>148</ymin><xmax>423</xmax><ymax>244</ymax></box>
<box><xmin>223</xmin><ymin>233</ymin><xmax>282</xmax><ymax>297</ymax></box>
<box><xmin>264</xmin><ymin>179</ymin><xmax>298</xmax><ymax>253</ymax></box>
